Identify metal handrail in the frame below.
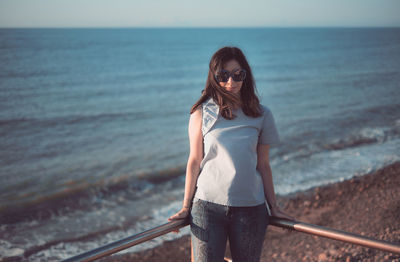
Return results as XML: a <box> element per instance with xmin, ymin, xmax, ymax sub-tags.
<box><xmin>63</xmin><ymin>217</ymin><xmax>400</xmax><ymax>262</ymax></box>
<box><xmin>62</xmin><ymin>219</ymin><xmax>189</xmax><ymax>262</ymax></box>
<box><xmin>268</xmin><ymin>218</ymin><xmax>400</xmax><ymax>254</ymax></box>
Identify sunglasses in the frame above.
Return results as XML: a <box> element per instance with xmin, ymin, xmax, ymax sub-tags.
<box><xmin>214</xmin><ymin>69</ymin><xmax>247</xmax><ymax>82</ymax></box>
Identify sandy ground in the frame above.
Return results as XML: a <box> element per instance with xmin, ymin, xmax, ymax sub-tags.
<box><xmin>103</xmin><ymin>162</ymin><xmax>400</xmax><ymax>262</ymax></box>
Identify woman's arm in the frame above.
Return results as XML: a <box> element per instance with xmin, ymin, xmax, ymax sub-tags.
<box><xmin>168</xmin><ymin>107</ymin><xmax>203</xmax><ymax>221</ymax></box>
<box><xmin>257</xmin><ymin>144</ymin><xmax>294</xmax><ymax>220</ymax></box>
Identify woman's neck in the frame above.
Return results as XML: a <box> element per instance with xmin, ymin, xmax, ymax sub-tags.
<box><xmin>232</xmin><ymin>93</ymin><xmax>242</xmax><ymax>109</ymax></box>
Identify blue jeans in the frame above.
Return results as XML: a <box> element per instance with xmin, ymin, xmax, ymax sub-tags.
<box><xmin>190</xmin><ymin>198</ymin><xmax>269</xmax><ymax>262</ymax></box>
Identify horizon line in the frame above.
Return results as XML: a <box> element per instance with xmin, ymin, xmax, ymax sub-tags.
<box><xmin>1</xmin><ymin>25</ymin><xmax>399</xmax><ymax>29</ymax></box>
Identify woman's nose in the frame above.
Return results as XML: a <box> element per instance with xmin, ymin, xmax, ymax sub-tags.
<box><xmin>227</xmin><ymin>76</ymin><xmax>234</xmax><ymax>83</ymax></box>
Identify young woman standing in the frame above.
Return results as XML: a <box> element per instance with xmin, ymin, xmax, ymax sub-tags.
<box><xmin>169</xmin><ymin>46</ymin><xmax>293</xmax><ymax>262</ymax></box>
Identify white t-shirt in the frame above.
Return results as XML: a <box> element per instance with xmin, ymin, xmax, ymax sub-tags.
<box><xmin>194</xmin><ymin>97</ymin><xmax>280</xmax><ymax>206</ymax></box>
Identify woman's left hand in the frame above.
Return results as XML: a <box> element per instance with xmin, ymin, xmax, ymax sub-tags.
<box><xmin>270</xmin><ymin>207</ymin><xmax>295</xmax><ymax>221</ymax></box>
<box><xmin>270</xmin><ymin>207</ymin><xmax>295</xmax><ymax>233</ymax></box>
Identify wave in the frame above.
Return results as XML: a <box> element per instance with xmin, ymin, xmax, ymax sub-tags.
<box><xmin>0</xmin><ymin>69</ymin><xmax>62</xmax><ymax>79</ymax></box>
<box><xmin>136</xmin><ymin>166</ymin><xmax>185</xmax><ymax>183</ymax></box>
<box><xmin>323</xmin><ymin>127</ymin><xmax>387</xmax><ymax>150</ymax></box>
<box><xmin>0</xmin><ymin>105</ymin><xmax>185</xmax><ymax>133</ymax></box>
<box><xmin>0</xmin><ymin>111</ymin><xmax>152</xmax><ymax>127</ymax></box>
<box><xmin>0</xmin><ymin>165</ymin><xmax>185</xmax><ymax>225</ymax></box>
<box><xmin>278</xmin><ymin>125</ymin><xmax>399</xmax><ymax>163</ymax></box>
<box><xmin>0</xmin><ymin>111</ymin><xmax>154</xmax><ymax>139</ymax></box>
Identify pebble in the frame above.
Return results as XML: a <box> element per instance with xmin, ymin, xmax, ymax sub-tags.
<box><xmin>317</xmin><ymin>252</ymin><xmax>328</xmax><ymax>261</ymax></box>
<box><xmin>328</xmin><ymin>249</ymin><xmax>338</xmax><ymax>257</ymax></box>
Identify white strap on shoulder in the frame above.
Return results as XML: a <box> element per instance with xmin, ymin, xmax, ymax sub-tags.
<box><xmin>201</xmin><ymin>98</ymin><xmax>219</xmax><ymax>136</ymax></box>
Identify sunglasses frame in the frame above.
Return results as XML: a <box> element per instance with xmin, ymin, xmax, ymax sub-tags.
<box><xmin>214</xmin><ymin>68</ymin><xmax>247</xmax><ymax>82</ymax></box>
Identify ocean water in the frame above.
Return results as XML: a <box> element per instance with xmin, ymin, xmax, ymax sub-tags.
<box><xmin>1</xmin><ymin>28</ymin><xmax>400</xmax><ymax>260</ymax></box>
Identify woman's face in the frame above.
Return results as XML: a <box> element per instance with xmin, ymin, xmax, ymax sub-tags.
<box><xmin>217</xmin><ymin>59</ymin><xmax>243</xmax><ymax>95</ymax></box>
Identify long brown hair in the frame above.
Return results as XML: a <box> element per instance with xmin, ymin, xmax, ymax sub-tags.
<box><xmin>190</xmin><ymin>47</ymin><xmax>262</xmax><ymax>119</ymax></box>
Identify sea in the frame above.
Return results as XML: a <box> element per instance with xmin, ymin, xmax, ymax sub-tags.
<box><xmin>0</xmin><ymin>28</ymin><xmax>399</xmax><ymax>261</ymax></box>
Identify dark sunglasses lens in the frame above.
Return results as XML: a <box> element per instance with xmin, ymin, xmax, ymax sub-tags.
<box><xmin>232</xmin><ymin>70</ymin><xmax>246</xmax><ymax>81</ymax></box>
<box><xmin>215</xmin><ymin>71</ymin><xmax>230</xmax><ymax>82</ymax></box>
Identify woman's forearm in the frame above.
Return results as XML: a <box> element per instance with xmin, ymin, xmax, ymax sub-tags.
<box><xmin>182</xmin><ymin>159</ymin><xmax>201</xmax><ymax>208</ymax></box>
<box><xmin>258</xmin><ymin>164</ymin><xmax>278</xmax><ymax>209</ymax></box>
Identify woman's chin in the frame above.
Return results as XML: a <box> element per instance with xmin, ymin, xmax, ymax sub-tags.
<box><xmin>225</xmin><ymin>87</ymin><xmax>240</xmax><ymax>94</ymax></box>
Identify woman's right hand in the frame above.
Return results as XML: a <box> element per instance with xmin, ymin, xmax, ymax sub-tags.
<box><xmin>168</xmin><ymin>207</ymin><xmax>190</xmax><ymax>233</ymax></box>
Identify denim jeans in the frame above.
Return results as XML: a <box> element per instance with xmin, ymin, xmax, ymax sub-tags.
<box><xmin>190</xmin><ymin>198</ymin><xmax>269</xmax><ymax>262</ymax></box>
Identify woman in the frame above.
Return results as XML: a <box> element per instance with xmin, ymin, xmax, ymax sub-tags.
<box><xmin>168</xmin><ymin>46</ymin><xmax>293</xmax><ymax>261</ymax></box>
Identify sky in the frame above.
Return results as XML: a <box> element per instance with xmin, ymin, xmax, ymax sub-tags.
<box><xmin>0</xmin><ymin>0</ymin><xmax>399</xmax><ymax>28</ymax></box>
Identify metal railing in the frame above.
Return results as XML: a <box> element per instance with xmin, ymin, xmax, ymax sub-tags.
<box><xmin>63</xmin><ymin>217</ymin><xmax>400</xmax><ymax>262</ymax></box>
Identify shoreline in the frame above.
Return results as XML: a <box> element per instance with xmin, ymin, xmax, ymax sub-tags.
<box><xmin>103</xmin><ymin>162</ymin><xmax>400</xmax><ymax>261</ymax></box>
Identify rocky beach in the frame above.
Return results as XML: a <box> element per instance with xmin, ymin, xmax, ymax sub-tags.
<box><xmin>103</xmin><ymin>162</ymin><xmax>400</xmax><ymax>262</ymax></box>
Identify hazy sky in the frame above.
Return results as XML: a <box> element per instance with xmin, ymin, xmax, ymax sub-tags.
<box><xmin>1</xmin><ymin>0</ymin><xmax>399</xmax><ymax>28</ymax></box>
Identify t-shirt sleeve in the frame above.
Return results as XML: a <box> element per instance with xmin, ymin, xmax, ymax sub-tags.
<box><xmin>259</xmin><ymin>106</ymin><xmax>280</xmax><ymax>146</ymax></box>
